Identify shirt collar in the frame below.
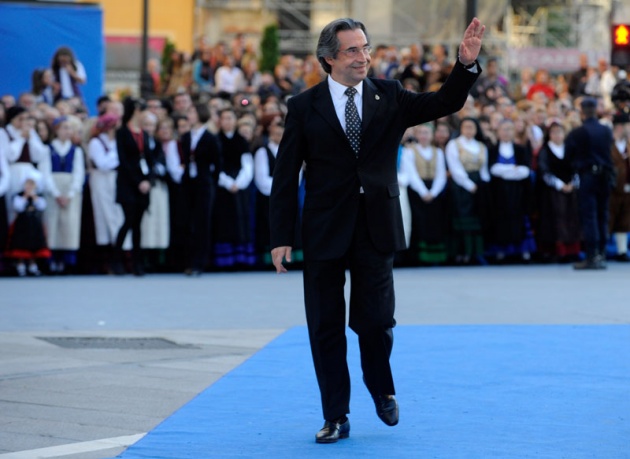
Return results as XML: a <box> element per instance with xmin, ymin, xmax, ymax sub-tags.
<box><xmin>191</xmin><ymin>126</ymin><xmax>206</xmax><ymax>138</ymax></box>
<box><xmin>327</xmin><ymin>75</ymin><xmax>363</xmax><ymax>101</ymax></box>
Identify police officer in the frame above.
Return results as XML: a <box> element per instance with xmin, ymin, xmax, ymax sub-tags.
<box><xmin>566</xmin><ymin>97</ymin><xmax>614</xmax><ymax>270</ymax></box>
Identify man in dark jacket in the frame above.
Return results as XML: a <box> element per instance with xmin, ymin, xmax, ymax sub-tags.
<box><xmin>270</xmin><ymin>16</ymin><xmax>485</xmax><ymax>442</ymax></box>
<box><xmin>566</xmin><ymin>97</ymin><xmax>614</xmax><ymax>269</ymax></box>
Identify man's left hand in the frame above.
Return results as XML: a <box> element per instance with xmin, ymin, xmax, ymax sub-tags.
<box><xmin>459</xmin><ymin>17</ymin><xmax>486</xmax><ymax>66</ymax></box>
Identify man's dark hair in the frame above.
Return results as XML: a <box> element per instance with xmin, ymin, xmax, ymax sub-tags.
<box><xmin>316</xmin><ymin>18</ymin><xmax>369</xmax><ymax>74</ymax></box>
<box><xmin>218</xmin><ymin>107</ymin><xmax>237</xmax><ymax>118</ymax></box>
<box><xmin>194</xmin><ymin>102</ymin><xmax>211</xmax><ymax>124</ymax></box>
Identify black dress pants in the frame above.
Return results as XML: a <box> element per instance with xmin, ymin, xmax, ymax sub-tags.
<box><xmin>302</xmin><ymin>199</ymin><xmax>396</xmax><ymax>421</ymax></box>
<box><xmin>578</xmin><ymin>171</ymin><xmax>610</xmax><ymax>256</ymax></box>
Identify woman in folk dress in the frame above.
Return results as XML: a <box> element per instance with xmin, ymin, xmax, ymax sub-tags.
<box><xmin>140</xmin><ymin>111</ymin><xmax>170</xmax><ymax>266</ymax></box>
<box><xmin>41</xmin><ymin>117</ymin><xmax>85</xmax><ymax>273</ymax></box>
<box><xmin>88</xmin><ymin>113</ymin><xmax>128</xmax><ymax>272</ymax></box>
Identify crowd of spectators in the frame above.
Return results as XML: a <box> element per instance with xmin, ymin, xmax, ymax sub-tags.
<box><xmin>1</xmin><ymin>38</ymin><xmax>630</xmax><ymax>276</ymax></box>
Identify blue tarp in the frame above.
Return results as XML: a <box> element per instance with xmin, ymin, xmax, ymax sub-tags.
<box><xmin>0</xmin><ymin>1</ymin><xmax>104</xmax><ymax>115</ymax></box>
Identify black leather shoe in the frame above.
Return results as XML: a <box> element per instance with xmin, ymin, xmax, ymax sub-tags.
<box><xmin>315</xmin><ymin>417</ymin><xmax>350</xmax><ymax>443</ymax></box>
<box><xmin>373</xmin><ymin>395</ymin><xmax>399</xmax><ymax>426</ymax></box>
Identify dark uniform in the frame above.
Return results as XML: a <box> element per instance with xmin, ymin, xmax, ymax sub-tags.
<box><xmin>566</xmin><ymin>98</ymin><xmax>614</xmax><ymax>269</ymax></box>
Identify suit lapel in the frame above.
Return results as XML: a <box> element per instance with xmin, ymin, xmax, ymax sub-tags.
<box><xmin>312</xmin><ymin>80</ymin><xmax>352</xmax><ymax>150</ymax></box>
<box><xmin>312</xmin><ymin>78</ymin><xmax>385</xmax><ymax>158</ymax></box>
<box><xmin>361</xmin><ymin>78</ymin><xmax>382</xmax><ymax>136</ymax></box>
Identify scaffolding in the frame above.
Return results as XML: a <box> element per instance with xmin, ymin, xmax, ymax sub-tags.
<box><xmin>196</xmin><ymin>0</ymin><xmax>616</xmax><ymax>62</ymax></box>
<box><xmin>197</xmin><ymin>0</ymin><xmax>351</xmax><ymax>55</ymax></box>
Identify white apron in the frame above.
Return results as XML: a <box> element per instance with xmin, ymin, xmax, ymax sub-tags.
<box><xmin>45</xmin><ymin>174</ymin><xmax>82</xmax><ymax>250</ymax></box>
<box><xmin>141</xmin><ymin>180</ymin><xmax>170</xmax><ymax>249</ymax></box>
<box><xmin>89</xmin><ymin>170</ymin><xmax>130</xmax><ymax>248</ymax></box>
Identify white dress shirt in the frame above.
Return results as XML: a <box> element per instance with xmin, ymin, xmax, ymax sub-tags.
<box><xmin>215</xmin><ymin>66</ymin><xmax>245</xmax><ymax>94</ymax></box>
<box><xmin>327</xmin><ymin>75</ymin><xmax>363</xmax><ymax>130</ymax></box>
<box><xmin>190</xmin><ymin>126</ymin><xmax>206</xmax><ymax>152</ymax></box>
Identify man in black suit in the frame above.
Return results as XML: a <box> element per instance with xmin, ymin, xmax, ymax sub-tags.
<box><xmin>270</xmin><ymin>17</ymin><xmax>485</xmax><ymax>443</ymax></box>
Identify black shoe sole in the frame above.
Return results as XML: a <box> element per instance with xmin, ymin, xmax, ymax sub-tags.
<box><xmin>315</xmin><ymin>432</ymin><xmax>349</xmax><ymax>444</ymax></box>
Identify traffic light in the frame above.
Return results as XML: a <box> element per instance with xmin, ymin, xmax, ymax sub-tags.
<box><xmin>612</xmin><ymin>24</ymin><xmax>630</xmax><ymax>67</ymax></box>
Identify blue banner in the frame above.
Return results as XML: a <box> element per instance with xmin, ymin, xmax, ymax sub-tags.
<box><xmin>0</xmin><ymin>2</ymin><xmax>104</xmax><ymax>115</ymax></box>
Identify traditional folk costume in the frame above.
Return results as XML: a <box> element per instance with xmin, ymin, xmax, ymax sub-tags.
<box><xmin>88</xmin><ymin>133</ymin><xmax>128</xmax><ymax>248</ymax></box>
<box><xmin>140</xmin><ymin>135</ymin><xmax>170</xmax><ymax>251</ymax></box>
<box><xmin>115</xmin><ymin>125</ymin><xmax>155</xmax><ymax>274</ymax></box>
<box><xmin>396</xmin><ymin>145</ymin><xmax>412</xmax><ymax>250</ymax></box>
<box><xmin>254</xmin><ymin>140</ymin><xmax>304</xmax><ymax>265</ymax></box>
<box><xmin>164</xmin><ymin>138</ymin><xmax>186</xmax><ymax>271</ymax></box>
<box><xmin>214</xmin><ymin>130</ymin><xmax>255</xmax><ymax>267</ymax></box>
<box><xmin>0</xmin><ymin>143</ymin><xmax>10</xmax><ymax>272</ymax></box>
<box><xmin>41</xmin><ymin>138</ymin><xmax>85</xmax><ymax>271</ymax></box>
<box><xmin>3</xmin><ymin>109</ymin><xmax>49</xmax><ymax>221</ymax></box>
<box><xmin>254</xmin><ymin>140</ymin><xmax>277</xmax><ymax>265</ymax></box>
<box><xmin>5</xmin><ymin>169</ymin><xmax>50</xmax><ymax>276</ymax></box>
<box><xmin>445</xmin><ymin>135</ymin><xmax>490</xmax><ymax>262</ymax></box>
<box><xmin>536</xmin><ymin>140</ymin><xmax>581</xmax><ymax>260</ymax></box>
<box><xmin>400</xmin><ymin>141</ymin><xmax>449</xmax><ymax>264</ymax></box>
<box><xmin>180</xmin><ymin>126</ymin><xmax>222</xmax><ymax>273</ymax></box>
<box><xmin>487</xmin><ymin>141</ymin><xmax>536</xmax><ymax>261</ymax></box>
<box><xmin>608</xmin><ymin>114</ymin><xmax>630</xmax><ymax>261</ymax></box>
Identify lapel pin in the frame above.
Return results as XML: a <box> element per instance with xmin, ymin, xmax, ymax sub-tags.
<box><xmin>375</xmin><ymin>95</ymin><xmax>380</xmax><ymax>100</ymax></box>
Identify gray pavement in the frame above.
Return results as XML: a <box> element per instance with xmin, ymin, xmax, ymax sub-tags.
<box><xmin>1</xmin><ymin>264</ymin><xmax>629</xmax><ymax>458</ymax></box>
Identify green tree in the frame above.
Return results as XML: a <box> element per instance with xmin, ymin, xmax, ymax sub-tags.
<box><xmin>160</xmin><ymin>38</ymin><xmax>176</xmax><ymax>89</ymax></box>
<box><xmin>260</xmin><ymin>23</ymin><xmax>280</xmax><ymax>73</ymax></box>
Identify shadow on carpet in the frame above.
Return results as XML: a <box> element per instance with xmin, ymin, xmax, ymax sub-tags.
<box><xmin>113</xmin><ymin>325</ymin><xmax>630</xmax><ymax>459</ymax></box>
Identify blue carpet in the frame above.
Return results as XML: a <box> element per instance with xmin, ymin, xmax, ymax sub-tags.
<box><xmin>114</xmin><ymin>326</ymin><xmax>630</xmax><ymax>459</ymax></box>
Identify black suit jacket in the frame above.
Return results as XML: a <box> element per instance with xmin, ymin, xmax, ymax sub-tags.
<box><xmin>116</xmin><ymin>125</ymin><xmax>154</xmax><ymax>206</ymax></box>
<box><xmin>270</xmin><ymin>61</ymin><xmax>480</xmax><ymax>261</ymax></box>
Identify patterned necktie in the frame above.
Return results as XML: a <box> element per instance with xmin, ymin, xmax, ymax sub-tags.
<box><xmin>344</xmin><ymin>86</ymin><xmax>361</xmax><ymax>156</ymax></box>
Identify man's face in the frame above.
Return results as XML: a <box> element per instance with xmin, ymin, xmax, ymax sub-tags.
<box><xmin>177</xmin><ymin>118</ymin><xmax>191</xmax><ymax>135</ymax></box>
<box><xmin>186</xmin><ymin>106</ymin><xmax>198</xmax><ymax>126</ymax></box>
<box><xmin>219</xmin><ymin>111</ymin><xmax>237</xmax><ymax>132</ymax></box>
<box><xmin>326</xmin><ymin>29</ymin><xmax>370</xmax><ymax>87</ymax></box>
<box><xmin>146</xmin><ymin>100</ymin><xmax>162</xmax><ymax>114</ymax></box>
<box><xmin>174</xmin><ymin>94</ymin><xmax>191</xmax><ymax>113</ymax></box>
